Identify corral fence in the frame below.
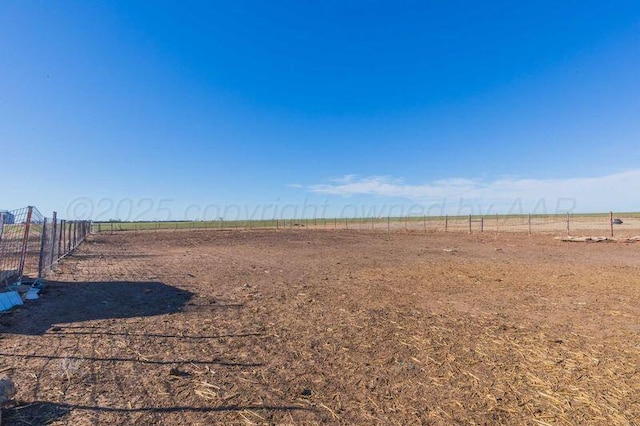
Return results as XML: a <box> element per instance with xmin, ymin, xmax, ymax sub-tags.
<box><xmin>0</xmin><ymin>206</ymin><xmax>91</xmax><ymax>285</ymax></box>
<box><xmin>92</xmin><ymin>212</ymin><xmax>638</xmax><ymax>238</ymax></box>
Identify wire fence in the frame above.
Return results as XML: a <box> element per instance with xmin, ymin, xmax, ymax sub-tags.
<box><xmin>91</xmin><ymin>212</ymin><xmax>639</xmax><ymax>238</ymax></box>
<box><xmin>0</xmin><ymin>206</ymin><xmax>91</xmax><ymax>285</ymax></box>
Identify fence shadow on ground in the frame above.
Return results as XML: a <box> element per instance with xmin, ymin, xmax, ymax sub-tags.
<box><xmin>37</xmin><ymin>325</ymin><xmax>263</xmax><ymax>340</ymax></box>
<box><xmin>0</xmin><ymin>351</ymin><xmax>262</xmax><ymax>367</ymax></box>
<box><xmin>0</xmin><ymin>280</ymin><xmax>194</xmax><ymax>335</ymax></box>
<box><xmin>2</xmin><ymin>401</ymin><xmax>311</xmax><ymax>425</ymax></box>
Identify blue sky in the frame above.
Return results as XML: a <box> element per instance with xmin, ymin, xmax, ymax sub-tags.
<box><xmin>1</xmin><ymin>1</ymin><xmax>639</xmax><ymax>220</ymax></box>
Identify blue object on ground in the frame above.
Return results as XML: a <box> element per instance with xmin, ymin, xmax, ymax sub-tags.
<box><xmin>0</xmin><ymin>291</ymin><xmax>24</xmax><ymax>311</ymax></box>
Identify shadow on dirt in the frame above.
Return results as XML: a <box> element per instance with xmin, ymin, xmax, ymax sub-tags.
<box><xmin>2</xmin><ymin>401</ymin><xmax>71</xmax><ymax>425</ymax></box>
<box><xmin>33</xmin><ymin>324</ymin><xmax>262</xmax><ymax>340</ymax></box>
<box><xmin>2</xmin><ymin>401</ymin><xmax>311</xmax><ymax>425</ymax></box>
<box><xmin>0</xmin><ymin>280</ymin><xmax>194</xmax><ymax>335</ymax></box>
<box><xmin>0</xmin><ymin>352</ymin><xmax>262</xmax><ymax>367</ymax></box>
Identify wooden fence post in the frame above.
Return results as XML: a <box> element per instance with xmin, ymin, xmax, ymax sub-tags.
<box><xmin>468</xmin><ymin>215</ymin><xmax>472</xmax><ymax>233</ymax></box>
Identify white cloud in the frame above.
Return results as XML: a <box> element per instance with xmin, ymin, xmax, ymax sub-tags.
<box><xmin>303</xmin><ymin>170</ymin><xmax>640</xmax><ymax>213</ymax></box>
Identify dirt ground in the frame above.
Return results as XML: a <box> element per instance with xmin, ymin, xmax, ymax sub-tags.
<box><xmin>1</xmin><ymin>229</ymin><xmax>639</xmax><ymax>425</ymax></box>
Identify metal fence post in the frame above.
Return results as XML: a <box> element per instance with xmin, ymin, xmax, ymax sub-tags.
<box><xmin>566</xmin><ymin>212</ymin><xmax>570</xmax><ymax>236</ymax></box>
<box><xmin>445</xmin><ymin>215</ymin><xmax>448</xmax><ymax>232</ymax></box>
<box><xmin>50</xmin><ymin>212</ymin><xmax>58</xmax><ymax>269</ymax></box>
<box><xmin>37</xmin><ymin>218</ymin><xmax>48</xmax><ymax>278</ymax></box>
<box><xmin>468</xmin><ymin>214</ymin><xmax>472</xmax><ymax>233</ymax></box>
<box><xmin>18</xmin><ymin>206</ymin><xmax>34</xmax><ymax>277</ymax></box>
<box><xmin>68</xmin><ymin>221</ymin><xmax>72</xmax><ymax>253</ymax></box>
<box><xmin>58</xmin><ymin>220</ymin><xmax>64</xmax><ymax>256</ymax></box>
<box><xmin>528</xmin><ymin>213</ymin><xmax>531</xmax><ymax>235</ymax></box>
<box><xmin>610</xmin><ymin>211</ymin><xmax>614</xmax><ymax>238</ymax></box>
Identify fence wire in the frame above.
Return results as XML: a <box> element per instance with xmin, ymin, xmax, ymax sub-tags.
<box><xmin>91</xmin><ymin>212</ymin><xmax>635</xmax><ymax>237</ymax></box>
<box><xmin>0</xmin><ymin>206</ymin><xmax>91</xmax><ymax>285</ymax></box>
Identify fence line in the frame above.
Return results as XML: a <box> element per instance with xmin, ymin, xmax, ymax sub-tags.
<box><xmin>91</xmin><ymin>211</ymin><xmax>636</xmax><ymax>238</ymax></box>
<box><xmin>0</xmin><ymin>206</ymin><xmax>91</xmax><ymax>285</ymax></box>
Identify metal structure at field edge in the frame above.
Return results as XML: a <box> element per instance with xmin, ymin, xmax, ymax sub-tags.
<box><xmin>0</xmin><ymin>206</ymin><xmax>91</xmax><ymax>286</ymax></box>
<box><xmin>0</xmin><ymin>211</ymin><xmax>15</xmax><ymax>225</ymax></box>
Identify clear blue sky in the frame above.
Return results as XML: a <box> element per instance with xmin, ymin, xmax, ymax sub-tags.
<box><xmin>1</xmin><ymin>1</ymin><xmax>639</xmax><ymax>219</ymax></box>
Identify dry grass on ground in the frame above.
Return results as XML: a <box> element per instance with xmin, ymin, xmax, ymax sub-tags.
<box><xmin>1</xmin><ymin>230</ymin><xmax>639</xmax><ymax>425</ymax></box>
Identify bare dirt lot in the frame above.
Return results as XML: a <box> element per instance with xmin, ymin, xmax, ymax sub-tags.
<box><xmin>1</xmin><ymin>230</ymin><xmax>639</xmax><ymax>425</ymax></box>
